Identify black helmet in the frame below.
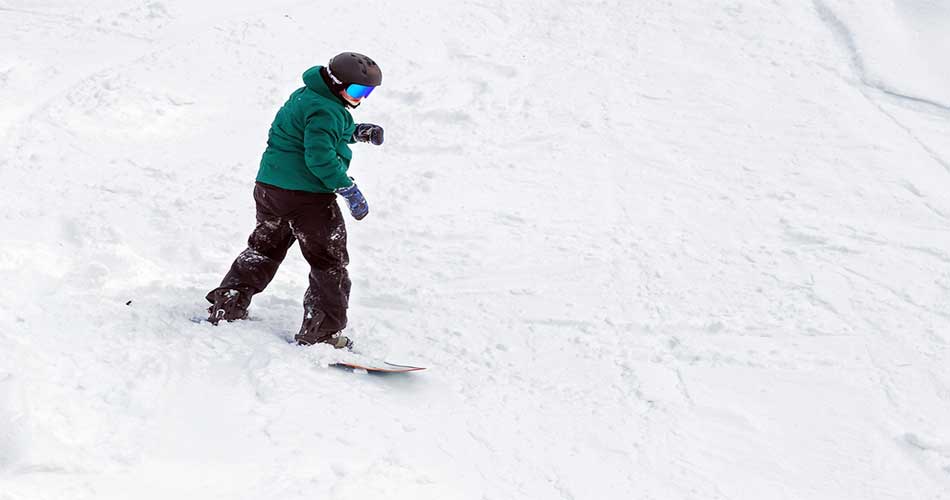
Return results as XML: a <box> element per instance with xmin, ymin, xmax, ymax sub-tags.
<box><xmin>326</xmin><ymin>52</ymin><xmax>382</xmax><ymax>87</ymax></box>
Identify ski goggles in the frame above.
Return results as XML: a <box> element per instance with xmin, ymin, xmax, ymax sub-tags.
<box><xmin>346</xmin><ymin>83</ymin><xmax>376</xmax><ymax>99</ymax></box>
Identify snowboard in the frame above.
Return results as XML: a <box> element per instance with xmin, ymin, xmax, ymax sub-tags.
<box><xmin>332</xmin><ymin>358</ymin><xmax>426</xmax><ymax>373</ymax></box>
<box><xmin>188</xmin><ymin>315</ymin><xmax>423</xmax><ymax>372</ymax></box>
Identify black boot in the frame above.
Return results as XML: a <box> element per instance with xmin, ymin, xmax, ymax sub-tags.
<box><xmin>205</xmin><ymin>287</ymin><xmax>252</xmax><ymax>325</ymax></box>
<box><xmin>294</xmin><ymin>308</ymin><xmax>352</xmax><ymax>349</ymax></box>
<box><xmin>296</xmin><ymin>331</ymin><xmax>353</xmax><ymax>349</ymax></box>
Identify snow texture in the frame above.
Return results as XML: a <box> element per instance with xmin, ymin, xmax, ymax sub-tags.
<box><xmin>2</xmin><ymin>1</ymin><xmax>950</xmax><ymax>499</ymax></box>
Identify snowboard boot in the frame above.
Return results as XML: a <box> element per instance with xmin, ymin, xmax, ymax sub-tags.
<box><xmin>296</xmin><ymin>331</ymin><xmax>353</xmax><ymax>350</ymax></box>
<box><xmin>206</xmin><ymin>287</ymin><xmax>252</xmax><ymax>325</ymax></box>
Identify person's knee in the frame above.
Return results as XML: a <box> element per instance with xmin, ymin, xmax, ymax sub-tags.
<box><xmin>248</xmin><ymin>220</ymin><xmax>293</xmax><ymax>259</ymax></box>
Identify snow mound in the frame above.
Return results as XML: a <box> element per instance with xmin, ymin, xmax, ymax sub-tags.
<box><xmin>816</xmin><ymin>0</ymin><xmax>950</xmax><ymax>107</ymax></box>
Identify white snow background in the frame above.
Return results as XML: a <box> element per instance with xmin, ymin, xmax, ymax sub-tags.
<box><xmin>2</xmin><ymin>0</ymin><xmax>950</xmax><ymax>498</ymax></box>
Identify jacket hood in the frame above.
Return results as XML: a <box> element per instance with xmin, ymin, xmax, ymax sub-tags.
<box><xmin>303</xmin><ymin>66</ymin><xmax>336</xmax><ymax>100</ymax></box>
<box><xmin>303</xmin><ymin>65</ymin><xmax>357</xmax><ymax>108</ymax></box>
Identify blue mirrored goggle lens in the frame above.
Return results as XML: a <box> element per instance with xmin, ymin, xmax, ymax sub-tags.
<box><xmin>346</xmin><ymin>83</ymin><xmax>375</xmax><ymax>99</ymax></box>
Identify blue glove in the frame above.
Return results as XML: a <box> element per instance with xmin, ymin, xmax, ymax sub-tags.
<box><xmin>353</xmin><ymin>123</ymin><xmax>384</xmax><ymax>145</ymax></box>
<box><xmin>335</xmin><ymin>183</ymin><xmax>369</xmax><ymax>220</ymax></box>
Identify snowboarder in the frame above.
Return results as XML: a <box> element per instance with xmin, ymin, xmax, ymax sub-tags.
<box><xmin>205</xmin><ymin>52</ymin><xmax>385</xmax><ymax>349</ymax></box>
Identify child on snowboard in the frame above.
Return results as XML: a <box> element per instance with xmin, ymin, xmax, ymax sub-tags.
<box><xmin>205</xmin><ymin>52</ymin><xmax>385</xmax><ymax>349</ymax></box>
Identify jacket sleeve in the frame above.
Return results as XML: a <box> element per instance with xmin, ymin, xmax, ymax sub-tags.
<box><xmin>302</xmin><ymin>110</ymin><xmax>353</xmax><ymax>191</ymax></box>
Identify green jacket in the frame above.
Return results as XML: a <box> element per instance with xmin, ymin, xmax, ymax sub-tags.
<box><xmin>256</xmin><ymin>66</ymin><xmax>356</xmax><ymax>193</ymax></box>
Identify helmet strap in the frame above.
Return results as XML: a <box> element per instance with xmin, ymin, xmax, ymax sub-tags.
<box><xmin>325</xmin><ymin>64</ymin><xmax>343</xmax><ymax>85</ymax></box>
<box><xmin>320</xmin><ymin>67</ymin><xmax>356</xmax><ymax>108</ymax></box>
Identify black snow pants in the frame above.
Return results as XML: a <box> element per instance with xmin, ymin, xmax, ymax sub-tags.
<box><xmin>207</xmin><ymin>182</ymin><xmax>351</xmax><ymax>344</ymax></box>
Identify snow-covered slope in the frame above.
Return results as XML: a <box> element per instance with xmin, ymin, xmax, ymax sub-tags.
<box><xmin>2</xmin><ymin>1</ymin><xmax>949</xmax><ymax>498</ymax></box>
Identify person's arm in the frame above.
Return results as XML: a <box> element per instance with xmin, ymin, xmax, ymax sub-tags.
<box><xmin>303</xmin><ymin>111</ymin><xmax>353</xmax><ymax>191</ymax></box>
<box><xmin>303</xmin><ymin>111</ymin><xmax>369</xmax><ymax>220</ymax></box>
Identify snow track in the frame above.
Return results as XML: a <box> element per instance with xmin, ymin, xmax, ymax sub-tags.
<box><xmin>2</xmin><ymin>1</ymin><xmax>950</xmax><ymax>499</ymax></box>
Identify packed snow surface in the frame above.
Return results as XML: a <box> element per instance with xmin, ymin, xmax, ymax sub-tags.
<box><xmin>2</xmin><ymin>1</ymin><xmax>950</xmax><ymax>499</ymax></box>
